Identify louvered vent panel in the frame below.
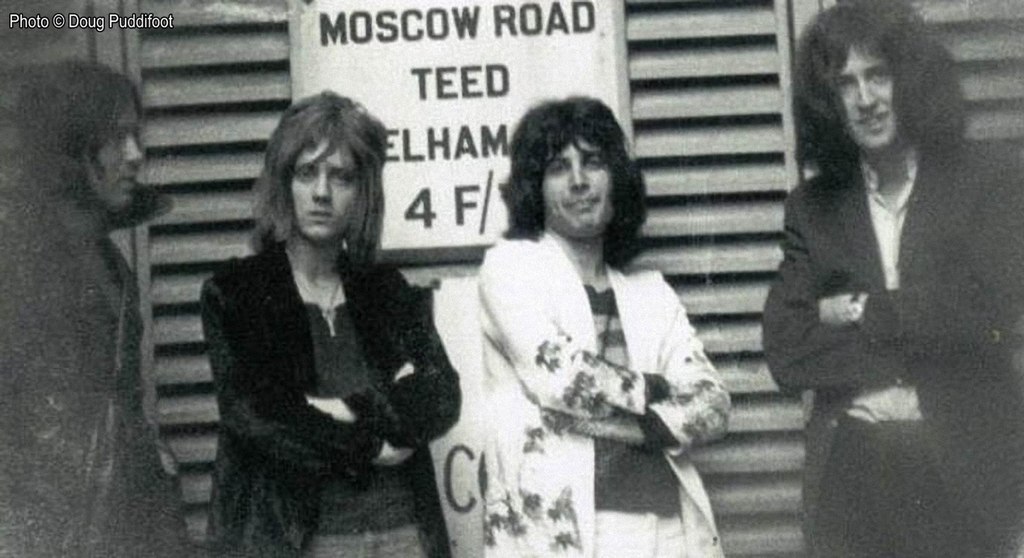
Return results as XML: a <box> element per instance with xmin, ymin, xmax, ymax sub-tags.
<box><xmin>917</xmin><ymin>0</ymin><xmax>1024</xmax><ymax>153</ymax></box>
<box><xmin>137</xmin><ymin>0</ymin><xmax>289</xmax><ymax>540</ymax></box>
<box><xmin>626</xmin><ymin>0</ymin><xmax>802</xmax><ymax>554</ymax></box>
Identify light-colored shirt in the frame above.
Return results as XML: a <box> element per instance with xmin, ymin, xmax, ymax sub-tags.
<box><xmin>863</xmin><ymin>153</ymin><xmax>916</xmax><ymax>289</ymax></box>
<box><xmin>848</xmin><ymin>150</ymin><xmax>923</xmax><ymax>423</ymax></box>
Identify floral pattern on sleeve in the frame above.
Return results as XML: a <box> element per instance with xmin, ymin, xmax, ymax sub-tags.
<box><xmin>484</xmin><ymin>486</ymin><xmax>582</xmax><ymax>553</ymax></box>
<box><xmin>537</xmin><ymin>330</ymin><xmax>730</xmax><ymax>449</ymax></box>
<box><xmin>534</xmin><ymin>333</ymin><xmax>646</xmax><ymax>417</ymax></box>
<box><xmin>665</xmin><ymin>379</ymin><xmax>730</xmax><ymax>445</ymax></box>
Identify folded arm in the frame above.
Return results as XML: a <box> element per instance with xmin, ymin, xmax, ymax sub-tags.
<box><xmin>563</xmin><ymin>330</ymin><xmax>730</xmax><ymax>453</ymax></box>
<box><xmin>642</xmin><ymin>283</ymin><xmax>730</xmax><ymax>452</ymax></box>
<box><xmin>480</xmin><ymin>253</ymin><xmax>728</xmax><ymax>451</ymax></box>
<box><xmin>366</xmin><ymin>271</ymin><xmax>462</xmax><ymax>447</ymax></box>
<box><xmin>200</xmin><ymin>280</ymin><xmax>382</xmax><ymax>476</ymax></box>
<box><xmin>764</xmin><ymin>193</ymin><xmax>1003</xmax><ymax>391</ymax></box>
<box><xmin>479</xmin><ymin>259</ymin><xmax>647</xmax><ymax>419</ymax></box>
<box><xmin>763</xmin><ymin>204</ymin><xmax>900</xmax><ymax>391</ymax></box>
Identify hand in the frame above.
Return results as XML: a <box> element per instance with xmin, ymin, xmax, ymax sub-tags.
<box><xmin>372</xmin><ymin>440</ymin><xmax>414</xmax><ymax>466</ymax></box>
<box><xmin>306</xmin><ymin>396</ymin><xmax>357</xmax><ymax>423</ymax></box>
<box><xmin>818</xmin><ymin>292</ymin><xmax>868</xmax><ymax>326</ymax></box>
<box><xmin>392</xmin><ymin>362</ymin><xmax>415</xmax><ymax>383</ymax></box>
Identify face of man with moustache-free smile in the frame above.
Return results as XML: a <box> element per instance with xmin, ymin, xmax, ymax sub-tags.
<box><xmin>836</xmin><ymin>47</ymin><xmax>903</xmax><ymax>157</ymax></box>
<box><xmin>542</xmin><ymin>139</ymin><xmax>614</xmax><ymax>241</ymax></box>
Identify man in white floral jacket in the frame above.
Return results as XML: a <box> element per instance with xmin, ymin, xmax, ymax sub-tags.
<box><xmin>478</xmin><ymin>97</ymin><xmax>730</xmax><ymax>558</ymax></box>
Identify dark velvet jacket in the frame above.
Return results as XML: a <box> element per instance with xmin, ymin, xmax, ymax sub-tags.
<box><xmin>200</xmin><ymin>244</ymin><xmax>460</xmax><ymax>557</ymax></box>
<box><xmin>763</xmin><ymin>145</ymin><xmax>1024</xmax><ymax>553</ymax></box>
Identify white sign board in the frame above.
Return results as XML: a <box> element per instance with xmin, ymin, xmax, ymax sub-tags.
<box><xmin>429</xmin><ymin>277</ymin><xmax>486</xmax><ymax>557</ymax></box>
<box><xmin>290</xmin><ymin>0</ymin><xmax>628</xmax><ymax>251</ymax></box>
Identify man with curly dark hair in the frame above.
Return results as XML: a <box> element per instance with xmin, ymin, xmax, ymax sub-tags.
<box><xmin>763</xmin><ymin>1</ymin><xmax>1024</xmax><ymax>556</ymax></box>
<box><xmin>479</xmin><ymin>97</ymin><xmax>730</xmax><ymax>557</ymax></box>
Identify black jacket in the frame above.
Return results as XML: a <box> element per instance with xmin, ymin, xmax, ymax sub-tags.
<box><xmin>0</xmin><ymin>179</ymin><xmax>191</xmax><ymax>557</ymax></box>
<box><xmin>200</xmin><ymin>244</ymin><xmax>460</xmax><ymax>557</ymax></box>
<box><xmin>763</xmin><ymin>145</ymin><xmax>1024</xmax><ymax>553</ymax></box>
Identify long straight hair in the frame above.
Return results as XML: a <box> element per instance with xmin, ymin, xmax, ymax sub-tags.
<box><xmin>252</xmin><ymin>91</ymin><xmax>388</xmax><ymax>267</ymax></box>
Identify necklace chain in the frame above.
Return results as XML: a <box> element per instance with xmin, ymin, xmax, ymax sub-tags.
<box><xmin>293</xmin><ymin>273</ymin><xmax>344</xmax><ymax>336</ymax></box>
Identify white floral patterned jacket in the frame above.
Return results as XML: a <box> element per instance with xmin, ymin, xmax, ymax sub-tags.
<box><xmin>479</xmin><ymin>235</ymin><xmax>729</xmax><ymax>557</ymax></box>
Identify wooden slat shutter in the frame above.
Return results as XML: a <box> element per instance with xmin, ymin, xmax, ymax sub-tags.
<box><xmin>914</xmin><ymin>0</ymin><xmax>1024</xmax><ymax>153</ymax></box>
<box><xmin>626</xmin><ymin>0</ymin><xmax>803</xmax><ymax>555</ymax></box>
<box><xmin>137</xmin><ymin>0</ymin><xmax>289</xmax><ymax>539</ymax></box>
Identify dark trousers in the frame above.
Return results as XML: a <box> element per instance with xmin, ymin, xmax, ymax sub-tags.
<box><xmin>812</xmin><ymin>417</ymin><xmax>993</xmax><ymax>558</ymax></box>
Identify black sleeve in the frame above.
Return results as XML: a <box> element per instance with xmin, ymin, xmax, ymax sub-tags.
<box><xmin>200</xmin><ymin>279</ymin><xmax>382</xmax><ymax>476</ymax></box>
<box><xmin>979</xmin><ymin>150</ymin><xmax>1024</xmax><ymax>326</ymax></box>
<box><xmin>638</xmin><ymin>373</ymin><xmax>677</xmax><ymax>448</ymax></box>
<box><xmin>762</xmin><ymin>192</ymin><xmax>899</xmax><ymax>391</ymax></box>
<box><xmin>637</xmin><ymin>412</ymin><xmax>679</xmax><ymax>450</ymax></box>
<box><xmin>374</xmin><ymin>271</ymin><xmax>462</xmax><ymax>447</ymax></box>
<box><xmin>644</xmin><ymin>373</ymin><xmax>672</xmax><ymax>404</ymax></box>
<box><xmin>865</xmin><ymin>276</ymin><xmax>993</xmax><ymax>357</ymax></box>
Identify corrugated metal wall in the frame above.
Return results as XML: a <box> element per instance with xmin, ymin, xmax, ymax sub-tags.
<box><xmin>137</xmin><ymin>0</ymin><xmax>290</xmax><ymax>538</ymax></box>
<box><xmin>916</xmin><ymin>0</ymin><xmax>1024</xmax><ymax>152</ymax></box>
<box><xmin>135</xmin><ymin>0</ymin><xmax>1022</xmax><ymax>553</ymax></box>
<box><xmin>625</xmin><ymin>0</ymin><xmax>803</xmax><ymax>554</ymax></box>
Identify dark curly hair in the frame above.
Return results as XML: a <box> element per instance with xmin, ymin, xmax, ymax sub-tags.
<box><xmin>794</xmin><ymin>0</ymin><xmax>965</xmax><ymax>178</ymax></box>
<box><xmin>502</xmin><ymin>96</ymin><xmax>646</xmax><ymax>267</ymax></box>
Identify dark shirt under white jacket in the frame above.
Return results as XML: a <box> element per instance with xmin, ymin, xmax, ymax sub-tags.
<box><xmin>200</xmin><ymin>243</ymin><xmax>461</xmax><ymax>557</ymax></box>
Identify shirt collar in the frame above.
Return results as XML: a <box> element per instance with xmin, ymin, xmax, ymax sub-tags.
<box><xmin>861</xmin><ymin>148</ymin><xmax>918</xmax><ymax>193</ymax></box>
<box><xmin>860</xmin><ymin>148</ymin><xmax>918</xmax><ymax>210</ymax></box>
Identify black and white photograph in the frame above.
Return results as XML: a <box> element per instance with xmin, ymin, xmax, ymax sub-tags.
<box><xmin>2</xmin><ymin>0</ymin><xmax>1022</xmax><ymax>556</ymax></box>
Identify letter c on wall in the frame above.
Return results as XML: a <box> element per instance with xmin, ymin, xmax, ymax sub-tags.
<box><xmin>444</xmin><ymin>444</ymin><xmax>477</xmax><ymax>513</ymax></box>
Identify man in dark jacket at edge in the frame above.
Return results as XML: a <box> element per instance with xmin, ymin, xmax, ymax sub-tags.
<box><xmin>762</xmin><ymin>0</ymin><xmax>1024</xmax><ymax>556</ymax></box>
<box><xmin>0</xmin><ymin>62</ymin><xmax>198</xmax><ymax>556</ymax></box>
